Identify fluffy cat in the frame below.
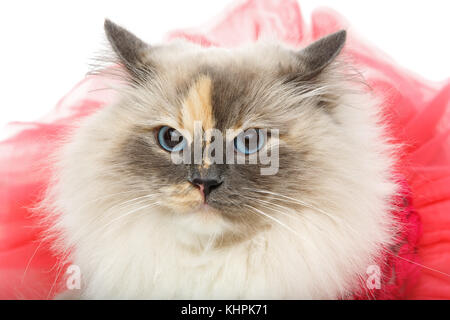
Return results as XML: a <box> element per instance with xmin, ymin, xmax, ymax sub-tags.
<box><xmin>43</xmin><ymin>20</ymin><xmax>399</xmax><ymax>299</ymax></box>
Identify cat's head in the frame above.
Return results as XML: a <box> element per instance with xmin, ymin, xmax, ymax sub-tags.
<box><xmin>54</xmin><ymin>20</ymin><xmax>394</xmax><ymax>246</ymax></box>
<box><xmin>84</xmin><ymin>20</ymin><xmax>349</xmax><ymax>236</ymax></box>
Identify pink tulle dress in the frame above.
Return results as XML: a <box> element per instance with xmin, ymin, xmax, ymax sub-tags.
<box><xmin>1</xmin><ymin>0</ymin><xmax>449</xmax><ymax>299</ymax></box>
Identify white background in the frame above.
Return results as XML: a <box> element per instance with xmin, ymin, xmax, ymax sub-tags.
<box><xmin>0</xmin><ymin>0</ymin><xmax>449</xmax><ymax>130</ymax></box>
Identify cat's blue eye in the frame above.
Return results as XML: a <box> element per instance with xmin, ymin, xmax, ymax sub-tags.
<box><xmin>157</xmin><ymin>126</ymin><xmax>187</xmax><ymax>152</ymax></box>
<box><xmin>234</xmin><ymin>129</ymin><xmax>265</xmax><ymax>155</ymax></box>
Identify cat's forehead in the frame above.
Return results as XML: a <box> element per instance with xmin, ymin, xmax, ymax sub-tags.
<box><xmin>154</xmin><ymin>43</ymin><xmax>295</xmax><ymax>133</ymax></box>
<box><xmin>174</xmin><ymin>69</ymin><xmax>267</xmax><ymax>134</ymax></box>
<box><xmin>105</xmin><ymin>23</ymin><xmax>348</xmax><ymax>133</ymax></box>
<box><xmin>154</xmin><ymin>40</ymin><xmax>294</xmax><ymax>69</ymax></box>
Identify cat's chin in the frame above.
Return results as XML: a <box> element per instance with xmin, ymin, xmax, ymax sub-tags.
<box><xmin>182</xmin><ymin>203</ymin><xmax>226</xmax><ymax>222</ymax></box>
<box><xmin>168</xmin><ymin>203</ymin><xmax>235</xmax><ymax>237</ymax></box>
<box><xmin>167</xmin><ymin>200</ymin><xmax>217</xmax><ymax>215</ymax></box>
<box><xmin>191</xmin><ymin>202</ymin><xmax>213</xmax><ymax>212</ymax></box>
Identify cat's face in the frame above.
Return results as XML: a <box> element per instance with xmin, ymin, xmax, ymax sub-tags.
<box><xmin>85</xmin><ymin>21</ymin><xmax>348</xmax><ymax>239</ymax></box>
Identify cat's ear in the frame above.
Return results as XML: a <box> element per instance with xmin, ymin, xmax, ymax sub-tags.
<box><xmin>104</xmin><ymin>19</ymin><xmax>153</xmax><ymax>82</ymax></box>
<box><xmin>296</xmin><ymin>30</ymin><xmax>347</xmax><ymax>80</ymax></box>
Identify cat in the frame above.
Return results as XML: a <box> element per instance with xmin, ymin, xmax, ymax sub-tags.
<box><xmin>43</xmin><ymin>20</ymin><xmax>399</xmax><ymax>299</ymax></box>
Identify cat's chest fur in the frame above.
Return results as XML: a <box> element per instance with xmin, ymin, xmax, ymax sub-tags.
<box><xmin>64</xmin><ymin>205</ymin><xmax>374</xmax><ymax>299</ymax></box>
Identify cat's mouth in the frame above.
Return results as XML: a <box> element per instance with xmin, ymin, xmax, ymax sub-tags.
<box><xmin>158</xmin><ymin>182</ymin><xmax>272</xmax><ymax>238</ymax></box>
<box><xmin>159</xmin><ymin>182</ymin><xmax>214</xmax><ymax>212</ymax></box>
<box><xmin>161</xmin><ymin>179</ymin><xmax>228</xmax><ymax>207</ymax></box>
<box><xmin>171</xmin><ymin>192</ymin><xmax>222</xmax><ymax>215</ymax></box>
<box><xmin>160</xmin><ymin>182</ymin><xmax>260</xmax><ymax>227</ymax></box>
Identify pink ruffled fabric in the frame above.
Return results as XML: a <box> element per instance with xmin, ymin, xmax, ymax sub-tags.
<box><xmin>1</xmin><ymin>0</ymin><xmax>449</xmax><ymax>299</ymax></box>
<box><xmin>0</xmin><ymin>77</ymin><xmax>118</xmax><ymax>299</ymax></box>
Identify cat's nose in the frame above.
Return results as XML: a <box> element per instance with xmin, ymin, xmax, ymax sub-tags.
<box><xmin>190</xmin><ymin>178</ymin><xmax>223</xmax><ymax>199</ymax></box>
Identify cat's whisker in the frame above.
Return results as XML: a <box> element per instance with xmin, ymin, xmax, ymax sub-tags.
<box><xmin>101</xmin><ymin>203</ymin><xmax>158</xmax><ymax>236</ymax></box>
<box><xmin>381</xmin><ymin>247</ymin><xmax>450</xmax><ymax>280</ymax></box>
<box><xmin>46</xmin><ymin>255</ymin><xmax>67</xmax><ymax>300</ymax></box>
<box><xmin>63</xmin><ymin>189</ymin><xmax>151</xmax><ymax>219</ymax></box>
<box><xmin>243</xmin><ymin>188</ymin><xmax>338</xmax><ymax>220</ymax></box>
<box><xmin>244</xmin><ymin>204</ymin><xmax>304</xmax><ymax>239</ymax></box>
<box><xmin>242</xmin><ymin>196</ymin><xmax>333</xmax><ymax>237</ymax></box>
<box><xmin>246</xmin><ymin>196</ymin><xmax>316</xmax><ymax>225</ymax></box>
<box><xmin>64</xmin><ymin>194</ymin><xmax>159</xmax><ymax>244</ymax></box>
<box><xmin>21</xmin><ymin>240</ymin><xmax>43</xmax><ymax>284</ymax></box>
<box><xmin>102</xmin><ymin>194</ymin><xmax>158</xmax><ymax>218</ymax></box>
<box><xmin>202</xmin><ymin>229</ymin><xmax>219</xmax><ymax>254</ymax></box>
<box><xmin>247</xmin><ymin>189</ymin><xmax>341</xmax><ymax>220</ymax></box>
<box><xmin>242</xmin><ymin>188</ymin><xmax>362</xmax><ymax>237</ymax></box>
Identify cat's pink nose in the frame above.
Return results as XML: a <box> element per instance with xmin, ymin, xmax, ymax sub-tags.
<box><xmin>190</xmin><ymin>178</ymin><xmax>223</xmax><ymax>199</ymax></box>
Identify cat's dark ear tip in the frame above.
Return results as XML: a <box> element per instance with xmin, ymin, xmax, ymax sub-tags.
<box><xmin>318</xmin><ymin>29</ymin><xmax>347</xmax><ymax>61</ymax></box>
<box><xmin>337</xmin><ymin>29</ymin><xmax>347</xmax><ymax>40</ymax></box>
<box><xmin>331</xmin><ymin>29</ymin><xmax>347</xmax><ymax>47</ymax></box>
<box><xmin>104</xmin><ymin>19</ymin><xmax>117</xmax><ymax>33</ymax></box>
<box><xmin>104</xmin><ymin>19</ymin><xmax>127</xmax><ymax>37</ymax></box>
<box><xmin>335</xmin><ymin>29</ymin><xmax>347</xmax><ymax>38</ymax></box>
